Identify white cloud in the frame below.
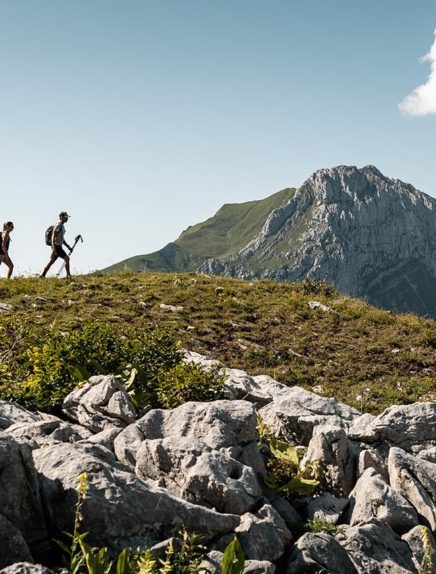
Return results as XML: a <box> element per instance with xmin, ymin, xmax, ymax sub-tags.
<box><xmin>399</xmin><ymin>30</ymin><xmax>436</xmax><ymax>116</ymax></box>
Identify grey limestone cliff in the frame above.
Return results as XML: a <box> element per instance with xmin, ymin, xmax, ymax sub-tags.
<box><xmin>198</xmin><ymin>165</ymin><xmax>436</xmax><ymax>317</ymax></box>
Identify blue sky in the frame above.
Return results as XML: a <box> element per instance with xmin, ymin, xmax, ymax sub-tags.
<box><xmin>1</xmin><ymin>0</ymin><xmax>435</xmax><ymax>275</ymax></box>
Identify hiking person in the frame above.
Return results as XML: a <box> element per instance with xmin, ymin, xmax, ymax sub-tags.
<box><xmin>41</xmin><ymin>212</ymin><xmax>73</xmax><ymax>278</ymax></box>
<box><xmin>0</xmin><ymin>221</ymin><xmax>14</xmax><ymax>278</ymax></box>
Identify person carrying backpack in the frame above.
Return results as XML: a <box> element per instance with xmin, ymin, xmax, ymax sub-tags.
<box><xmin>41</xmin><ymin>212</ymin><xmax>73</xmax><ymax>278</ymax></box>
<box><xmin>0</xmin><ymin>221</ymin><xmax>14</xmax><ymax>278</ymax></box>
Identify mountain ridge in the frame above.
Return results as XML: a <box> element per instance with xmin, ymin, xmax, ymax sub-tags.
<box><xmin>104</xmin><ymin>165</ymin><xmax>436</xmax><ymax>318</ymax></box>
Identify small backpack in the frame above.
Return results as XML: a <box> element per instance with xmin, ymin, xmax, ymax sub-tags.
<box><xmin>45</xmin><ymin>225</ymin><xmax>54</xmax><ymax>246</ymax></box>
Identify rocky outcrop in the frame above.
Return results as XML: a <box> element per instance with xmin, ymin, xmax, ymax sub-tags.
<box><xmin>1</xmin><ymin>355</ymin><xmax>435</xmax><ymax>573</ymax></box>
<box><xmin>197</xmin><ymin>165</ymin><xmax>436</xmax><ymax>318</ymax></box>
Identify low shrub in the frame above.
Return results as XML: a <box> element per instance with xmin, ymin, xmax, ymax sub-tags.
<box><xmin>0</xmin><ymin>318</ymin><xmax>193</xmax><ymax>411</ymax></box>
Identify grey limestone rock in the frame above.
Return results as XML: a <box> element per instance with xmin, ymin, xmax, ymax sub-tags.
<box><xmin>0</xmin><ymin>401</ymin><xmax>40</xmax><ymax>430</ymax></box>
<box><xmin>221</xmin><ymin>367</ymin><xmax>272</xmax><ymax>406</ymax></box>
<box><xmin>305</xmin><ymin>493</ymin><xmax>349</xmax><ymax>525</ymax></box>
<box><xmin>243</xmin><ymin>561</ymin><xmax>276</xmax><ymax>573</ymax></box>
<box><xmin>33</xmin><ymin>441</ymin><xmax>239</xmax><ymax>550</ymax></box>
<box><xmin>349</xmin><ymin>402</ymin><xmax>436</xmax><ymax>453</ymax></box>
<box><xmin>304</xmin><ymin>424</ymin><xmax>358</xmax><ymax>496</ymax></box>
<box><xmin>0</xmin><ymin>432</ymin><xmax>48</xmax><ymax>562</ymax></box>
<box><xmin>115</xmin><ymin>399</ymin><xmax>265</xmax><ymax>475</ymax></box>
<box><xmin>6</xmin><ymin>419</ymin><xmax>91</xmax><ymax>449</ymax></box>
<box><xmin>418</xmin><ymin>446</ymin><xmax>436</xmax><ymax>464</ymax></box>
<box><xmin>81</xmin><ymin>425</ymin><xmax>123</xmax><ymax>450</ymax></box>
<box><xmin>388</xmin><ymin>447</ymin><xmax>436</xmax><ymax>531</ymax></box>
<box><xmin>234</xmin><ymin>504</ymin><xmax>292</xmax><ymax>562</ymax></box>
<box><xmin>197</xmin><ymin>165</ymin><xmax>436</xmax><ymax>318</ymax></box>
<box><xmin>402</xmin><ymin>525</ymin><xmax>436</xmax><ymax>573</ymax></box>
<box><xmin>0</xmin><ymin>514</ymin><xmax>34</xmax><ymax>569</ymax></box>
<box><xmin>347</xmin><ymin>468</ymin><xmax>419</xmax><ymax>534</ymax></box>
<box><xmin>270</xmin><ymin>496</ymin><xmax>304</xmax><ymax>533</ymax></box>
<box><xmin>357</xmin><ymin>446</ymin><xmax>389</xmax><ymax>481</ymax></box>
<box><xmin>258</xmin><ymin>386</ymin><xmax>360</xmax><ymax>445</ymax></box>
<box><xmin>0</xmin><ymin>565</ymin><xmax>56</xmax><ymax>574</ymax></box>
<box><xmin>338</xmin><ymin>519</ymin><xmax>417</xmax><ymax>573</ymax></box>
<box><xmin>135</xmin><ymin>436</ymin><xmax>262</xmax><ymax>514</ymax></box>
<box><xmin>62</xmin><ymin>375</ymin><xmax>136</xmax><ymax>433</ymax></box>
<box><xmin>286</xmin><ymin>532</ymin><xmax>358</xmax><ymax>574</ymax></box>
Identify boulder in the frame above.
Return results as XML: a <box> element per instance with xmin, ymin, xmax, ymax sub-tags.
<box><xmin>0</xmin><ymin>514</ymin><xmax>34</xmax><ymax>569</ymax></box>
<box><xmin>234</xmin><ymin>504</ymin><xmax>292</xmax><ymax>562</ymax></box>
<box><xmin>304</xmin><ymin>425</ymin><xmax>358</xmax><ymax>496</ymax></box>
<box><xmin>347</xmin><ymin>468</ymin><xmax>419</xmax><ymax>534</ymax></box>
<box><xmin>402</xmin><ymin>525</ymin><xmax>436</xmax><ymax>572</ymax></box>
<box><xmin>338</xmin><ymin>519</ymin><xmax>417</xmax><ymax>573</ymax></box>
<box><xmin>357</xmin><ymin>446</ymin><xmax>389</xmax><ymax>481</ymax></box>
<box><xmin>0</xmin><ymin>432</ymin><xmax>49</xmax><ymax>562</ymax></box>
<box><xmin>6</xmin><ymin>419</ymin><xmax>91</xmax><ymax>449</ymax></box>
<box><xmin>252</xmin><ymin>374</ymin><xmax>288</xmax><ymax>398</ymax></box>
<box><xmin>388</xmin><ymin>447</ymin><xmax>436</xmax><ymax>531</ymax></box>
<box><xmin>418</xmin><ymin>446</ymin><xmax>436</xmax><ymax>464</ymax></box>
<box><xmin>349</xmin><ymin>403</ymin><xmax>436</xmax><ymax>453</ymax></box>
<box><xmin>0</xmin><ymin>401</ymin><xmax>40</xmax><ymax>430</ymax></box>
<box><xmin>286</xmin><ymin>532</ymin><xmax>357</xmax><ymax>574</ymax></box>
<box><xmin>221</xmin><ymin>367</ymin><xmax>272</xmax><ymax>406</ymax></box>
<box><xmin>305</xmin><ymin>493</ymin><xmax>349</xmax><ymax>525</ymax></box>
<box><xmin>270</xmin><ymin>496</ymin><xmax>304</xmax><ymax>533</ymax></box>
<box><xmin>135</xmin><ymin>436</ymin><xmax>262</xmax><ymax>514</ymax></box>
<box><xmin>62</xmin><ymin>375</ymin><xmax>136</xmax><ymax>433</ymax></box>
<box><xmin>115</xmin><ymin>400</ymin><xmax>265</xmax><ymax>475</ymax></box>
<box><xmin>243</xmin><ymin>561</ymin><xmax>276</xmax><ymax>573</ymax></box>
<box><xmin>81</xmin><ymin>426</ymin><xmax>123</xmax><ymax>450</ymax></box>
<box><xmin>33</xmin><ymin>441</ymin><xmax>239</xmax><ymax>550</ymax></box>
<box><xmin>258</xmin><ymin>387</ymin><xmax>360</xmax><ymax>444</ymax></box>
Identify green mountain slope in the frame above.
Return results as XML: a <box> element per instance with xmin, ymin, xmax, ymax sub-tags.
<box><xmin>103</xmin><ymin>187</ymin><xmax>296</xmax><ymax>273</ymax></box>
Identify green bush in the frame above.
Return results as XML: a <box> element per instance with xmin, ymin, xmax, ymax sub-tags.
<box><xmin>155</xmin><ymin>362</ymin><xmax>225</xmax><ymax>408</ymax></box>
<box><xmin>0</xmin><ymin>319</ymin><xmax>182</xmax><ymax>411</ymax></box>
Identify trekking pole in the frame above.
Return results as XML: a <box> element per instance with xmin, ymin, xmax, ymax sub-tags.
<box><xmin>57</xmin><ymin>234</ymin><xmax>83</xmax><ymax>277</ymax></box>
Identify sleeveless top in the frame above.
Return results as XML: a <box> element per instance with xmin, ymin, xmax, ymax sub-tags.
<box><xmin>0</xmin><ymin>232</ymin><xmax>10</xmax><ymax>255</ymax></box>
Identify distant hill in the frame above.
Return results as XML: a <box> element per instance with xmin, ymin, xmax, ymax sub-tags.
<box><xmin>103</xmin><ymin>187</ymin><xmax>296</xmax><ymax>274</ymax></box>
<box><xmin>103</xmin><ymin>165</ymin><xmax>436</xmax><ymax>318</ymax></box>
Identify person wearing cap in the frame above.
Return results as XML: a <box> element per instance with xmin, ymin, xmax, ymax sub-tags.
<box><xmin>41</xmin><ymin>211</ymin><xmax>73</xmax><ymax>277</ymax></box>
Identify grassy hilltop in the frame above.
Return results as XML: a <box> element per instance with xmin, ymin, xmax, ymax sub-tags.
<box><xmin>0</xmin><ymin>272</ymin><xmax>435</xmax><ymax>414</ymax></box>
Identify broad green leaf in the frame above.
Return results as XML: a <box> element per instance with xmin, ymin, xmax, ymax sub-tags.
<box><xmin>221</xmin><ymin>537</ymin><xmax>245</xmax><ymax>574</ymax></box>
<box><xmin>280</xmin><ymin>476</ymin><xmax>319</xmax><ymax>495</ymax></box>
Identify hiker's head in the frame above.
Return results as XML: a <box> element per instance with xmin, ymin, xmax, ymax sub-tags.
<box><xmin>3</xmin><ymin>222</ymin><xmax>14</xmax><ymax>232</ymax></box>
<box><xmin>59</xmin><ymin>211</ymin><xmax>70</xmax><ymax>222</ymax></box>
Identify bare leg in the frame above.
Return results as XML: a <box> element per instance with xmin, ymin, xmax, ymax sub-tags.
<box><xmin>6</xmin><ymin>259</ymin><xmax>13</xmax><ymax>279</ymax></box>
<box><xmin>41</xmin><ymin>257</ymin><xmax>56</xmax><ymax>277</ymax></box>
<box><xmin>64</xmin><ymin>256</ymin><xmax>71</xmax><ymax>277</ymax></box>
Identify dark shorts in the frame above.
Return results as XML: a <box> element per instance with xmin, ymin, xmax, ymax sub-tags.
<box><xmin>51</xmin><ymin>245</ymin><xmax>68</xmax><ymax>260</ymax></box>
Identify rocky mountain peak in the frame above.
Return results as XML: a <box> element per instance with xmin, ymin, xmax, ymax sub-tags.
<box><xmin>105</xmin><ymin>164</ymin><xmax>436</xmax><ymax>318</ymax></box>
<box><xmin>302</xmin><ymin>164</ymin><xmax>406</xmax><ymax>206</ymax></box>
<box><xmin>198</xmin><ymin>165</ymin><xmax>436</xmax><ymax>317</ymax></box>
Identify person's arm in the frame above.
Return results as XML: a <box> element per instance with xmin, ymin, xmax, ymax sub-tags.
<box><xmin>2</xmin><ymin>232</ymin><xmax>9</xmax><ymax>255</ymax></box>
<box><xmin>2</xmin><ymin>232</ymin><xmax>11</xmax><ymax>262</ymax></box>
<box><xmin>63</xmin><ymin>238</ymin><xmax>72</xmax><ymax>252</ymax></box>
<box><xmin>52</xmin><ymin>226</ymin><xmax>58</xmax><ymax>252</ymax></box>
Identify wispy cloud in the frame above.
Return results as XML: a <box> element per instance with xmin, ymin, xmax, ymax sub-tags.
<box><xmin>399</xmin><ymin>30</ymin><xmax>436</xmax><ymax>116</ymax></box>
